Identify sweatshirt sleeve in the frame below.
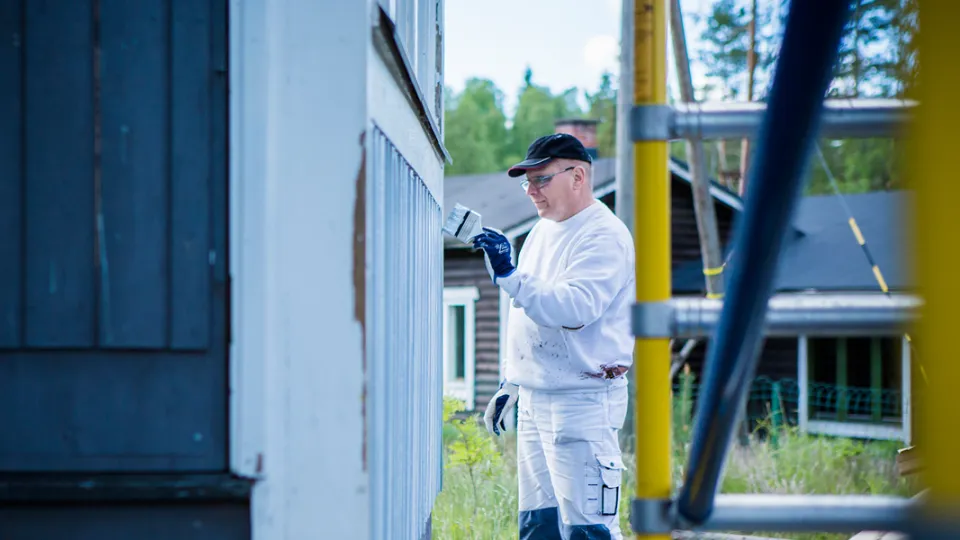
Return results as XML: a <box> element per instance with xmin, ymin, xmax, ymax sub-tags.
<box><xmin>495</xmin><ymin>232</ymin><xmax>630</xmax><ymax>329</ymax></box>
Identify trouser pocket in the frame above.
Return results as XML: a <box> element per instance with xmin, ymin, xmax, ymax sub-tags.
<box><xmin>595</xmin><ymin>454</ymin><xmax>623</xmax><ymax>516</ymax></box>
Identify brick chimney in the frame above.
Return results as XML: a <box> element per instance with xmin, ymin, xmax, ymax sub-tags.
<box><xmin>554</xmin><ymin>118</ymin><xmax>599</xmax><ymax>159</ymax></box>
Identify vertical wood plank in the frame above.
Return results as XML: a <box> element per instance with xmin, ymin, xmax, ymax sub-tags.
<box><xmin>209</xmin><ymin>0</ymin><xmax>229</xmax><ymax>343</ymax></box>
<box><xmin>24</xmin><ymin>0</ymin><xmax>96</xmax><ymax>347</ymax></box>
<box><xmin>0</xmin><ymin>0</ymin><xmax>22</xmax><ymax>348</ymax></box>
<box><xmin>99</xmin><ymin>0</ymin><xmax>168</xmax><ymax>347</ymax></box>
<box><xmin>169</xmin><ymin>0</ymin><xmax>211</xmax><ymax>349</ymax></box>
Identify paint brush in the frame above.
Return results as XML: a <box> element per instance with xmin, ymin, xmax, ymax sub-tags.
<box><xmin>442</xmin><ymin>203</ymin><xmax>483</xmax><ymax>244</ymax></box>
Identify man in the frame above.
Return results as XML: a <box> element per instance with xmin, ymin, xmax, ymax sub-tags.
<box><xmin>472</xmin><ymin>133</ymin><xmax>636</xmax><ymax>540</ymax></box>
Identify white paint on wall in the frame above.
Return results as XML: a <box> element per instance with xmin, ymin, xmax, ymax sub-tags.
<box><xmin>365</xmin><ymin>126</ymin><xmax>444</xmax><ymax>540</ymax></box>
<box><xmin>231</xmin><ymin>0</ymin><xmax>449</xmax><ymax>538</ymax></box>
<box><xmin>230</xmin><ymin>0</ymin><xmax>370</xmax><ymax>538</ymax></box>
<box><xmin>367</xmin><ymin>46</ymin><xmax>444</xmax><ymax>202</ymax></box>
<box><xmin>228</xmin><ymin>0</ymin><xmax>269</xmax><ymax>481</ymax></box>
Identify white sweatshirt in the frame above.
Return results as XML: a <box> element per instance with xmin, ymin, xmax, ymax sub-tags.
<box><xmin>496</xmin><ymin>200</ymin><xmax>636</xmax><ymax>392</ymax></box>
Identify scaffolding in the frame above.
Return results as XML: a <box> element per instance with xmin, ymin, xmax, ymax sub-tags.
<box><xmin>628</xmin><ymin>0</ymin><xmax>958</xmax><ymax>538</ymax></box>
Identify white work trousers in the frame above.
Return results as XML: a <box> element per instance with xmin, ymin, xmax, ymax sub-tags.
<box><xmin>516</xmin><ymin>384</ymin><xmax>628</xmax><ymax>540</ymax></box>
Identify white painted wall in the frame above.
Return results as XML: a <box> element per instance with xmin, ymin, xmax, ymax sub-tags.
<box><xmin>368</xmin><ymin>48</ymin><xmax>443</xmax><ymax>200</ymax></box>
<box><xmin>230</xmin><ymin>0</ymin><xmax>447</xmax><ymax>538</ymax></box>
<box><xmin>366</xmin><ymin>4</ymin><xmax>447</xmax><ymax>538</ymax></box>
<box><xmin>230</xmin><ymin>0</ymin><xmax>370</xmax><ymax>538</ymax></box>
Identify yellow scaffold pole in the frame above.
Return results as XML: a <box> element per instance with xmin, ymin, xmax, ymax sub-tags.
<box><xmin>910</xmin><ymin>2</ymin><xmax>960</xmax><ymax>535</ymax></box>
<box><xmin>633</xmin><ymin>0</ymin><xmax>670</xmax><ymax>538</ymax></box>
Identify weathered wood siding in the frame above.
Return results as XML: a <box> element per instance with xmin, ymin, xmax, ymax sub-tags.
<box><xmin>602</xmin><ymin>179</ymin><xmax>738</xmax><ymax>271</ymax></box>
<box><xmin>680</xmin><ymin>338</ymin><xmax>800</xmax><ymax>383</ymax></box>
<box><xmin>444</xmin><ymin>249</ymin><xmax>502</xmax><ymax>409</ymax></box>
<box><xmin>670</xmin><ymin>184</ymin><xmax>737</xmax><ymax>266</ymax></box>
<box><xmin>0</xmin><ymin>0</ymin><xmax>229</xmax><ymax>473</ymax></box>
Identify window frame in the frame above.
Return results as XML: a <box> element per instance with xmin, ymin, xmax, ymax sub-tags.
<box><xmin>442</xmin><ymin>286</ymin><xmax>479</xmax><ymax>410</ymax></box>
<box><xmin>797</xmin><ymin>334</ymin><xmax>912</xmax><ymax>443</ymax></box>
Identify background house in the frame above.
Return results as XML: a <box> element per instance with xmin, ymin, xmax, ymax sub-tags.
<box><xmin>442</xmin><ymin>122</ymin><xmax>917</xmax><ymax>444</ymax></box>
<box><xmin>674</xmin><ymin>189</ymin><xmax>917</xmax><ymax>443</ymax></box>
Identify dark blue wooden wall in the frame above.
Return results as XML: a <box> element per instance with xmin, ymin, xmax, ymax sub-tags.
<box><xmin>1</xmin><ymin>504</ymin><xmax>250</xmax><ymax>539</ymax></box>
<box><xmin>0</xmin><ymin>0</ymin><xmax>229</xmax><ymax>472</ymax></box>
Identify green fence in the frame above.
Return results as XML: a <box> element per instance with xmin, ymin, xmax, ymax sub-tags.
<box><xmin>669</xmin><ymin>374</ymin><xmax>904</xmax><ymax>430</ymax></box>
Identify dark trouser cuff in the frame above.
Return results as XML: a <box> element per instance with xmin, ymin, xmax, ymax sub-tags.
<box><xmin>519</xmin><ymin>507</ymin><xmax>563</xmax><ymax>540</ymax></box>
<box><xmin>563</xmin><ymin>524</ymin><xmax>611</xmax><ymax>540</ymax></box>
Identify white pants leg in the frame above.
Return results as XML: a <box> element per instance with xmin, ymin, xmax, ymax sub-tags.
<box><xmin>517</xmin><ymin>384</ymin><xmax>629</xmax><ymax>540</ymax></box>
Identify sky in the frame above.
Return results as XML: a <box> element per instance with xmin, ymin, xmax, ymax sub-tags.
<box><xmin>443</xmin><ymin>0</ymin><xmax>717</xmax><ymax>116</ymax></box>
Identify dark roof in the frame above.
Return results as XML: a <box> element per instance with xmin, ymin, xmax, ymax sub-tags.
<box><xmin>442</xmin><ymin>157</ymin><xmax>741</xmax><ymax>248</ymax></box>
<box><xmin>673</xmin><ymin>189</ymin><xmax>913</xmax><ymax>293</ymax></box>
<box><xmin>443</xmin><ymin>155</ymin><xmax>909</xmax><ymax>293</ymax></box>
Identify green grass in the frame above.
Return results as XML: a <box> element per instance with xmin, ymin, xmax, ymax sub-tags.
<box><xmin>433</xmin><ymin>374</ymin><xmax>919</xmax><ymax>540</ymax></box>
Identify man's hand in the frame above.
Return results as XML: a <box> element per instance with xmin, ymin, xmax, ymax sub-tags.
<box><xmin>483</xmin><ymin>381</ymin><xmax>519</xmax><ymax>436</ymax></box>
<box><xmin>473</xmin><ymin>227</ymin><xmax>515</xmax><ymax>281</ymax></box>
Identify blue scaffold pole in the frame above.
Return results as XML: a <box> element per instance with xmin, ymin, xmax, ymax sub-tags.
<box><xmin>676</xmin><ymin>0</ymin><xmax>853</xmax><ymax>526</ymax></box>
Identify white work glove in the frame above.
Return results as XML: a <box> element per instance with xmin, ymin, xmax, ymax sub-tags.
<box><xmin>483</xmin><ymin>381</ymin><xmax>519</xmax><ymax>436</ymax></box>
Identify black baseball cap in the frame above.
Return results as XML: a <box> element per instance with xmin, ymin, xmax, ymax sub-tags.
<box><xmin>507</xmin><ymin>133</ymin><xmax>593</xmax><ymax>178</ymax></box>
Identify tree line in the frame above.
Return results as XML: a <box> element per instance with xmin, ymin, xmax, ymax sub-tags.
<box><xmin>442</xmin><ymin>0</ymin><xmax>919</xmax><ymax>196</ymax></box>
<box><xmin>442</xmin><ymin>68</ymin><xmax>618</xmax><ymax>177</ymax></box>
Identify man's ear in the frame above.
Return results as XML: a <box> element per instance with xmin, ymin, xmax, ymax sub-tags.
<box><xmin>573</xmin><ymin>166</ymin><xmax>586</xmax><ymax>190</ymax></box>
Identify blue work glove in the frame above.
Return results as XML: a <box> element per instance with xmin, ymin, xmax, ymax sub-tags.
<box><xmin>483</xmin><ymin>381</ymin><xmax>519</xmax><ymax>436</ymax></box>
<box><xmin>472</xmin><ymin>227</ymin><xmax>515</xmax><ymax>280</ymax></box>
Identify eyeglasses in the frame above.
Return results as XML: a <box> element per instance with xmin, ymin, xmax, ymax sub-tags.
<box><xmin>520</xmin><ymin>166</ymin><xmax>575</xmax><ymax>191</ymax></box>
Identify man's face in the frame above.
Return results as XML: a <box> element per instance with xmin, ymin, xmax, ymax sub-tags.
<box><xmin>522</xmin><ymin>161</ymin><xmax>581</xmax><ymax>221</ymax></box>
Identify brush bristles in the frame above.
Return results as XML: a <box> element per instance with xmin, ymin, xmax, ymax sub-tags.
<box><xmin>442</xmin><ymin>204</ymin><xmax>483</xmax><ymax>243</ymax></box>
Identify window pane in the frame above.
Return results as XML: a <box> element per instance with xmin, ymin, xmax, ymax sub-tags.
<box><xmin>447</xmin><ymin>305</ymin><xmax>466</xmax><ymax>380</ymax></box>
<box><xmin>808</xmin><ymin>337</ymin><xmax>839</xmax><ymax>420</ymax></box>
<box><xmin>808</xmin><ymin>336</ymin><xmax>903</xmax><ymax>425</ymax></box>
